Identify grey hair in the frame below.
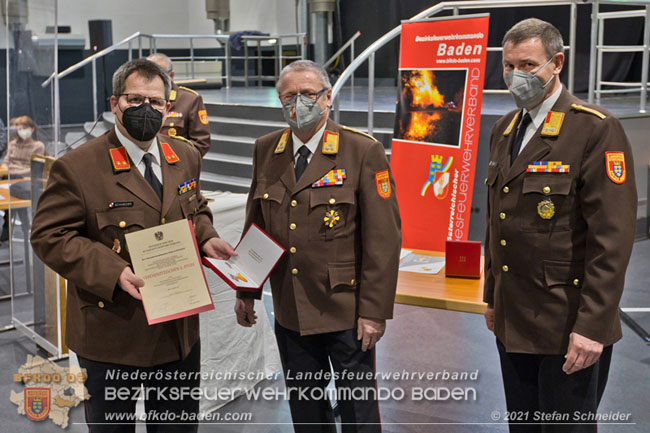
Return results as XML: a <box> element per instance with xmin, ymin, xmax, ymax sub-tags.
<box><xmin>276</xmin><ymin>60</ymin><xmax>331</xmax><ymax>92</ymax></box>
<box><xmin>502</xmin><ymin>18</ymin><xmax>564</xmax><ymax>58</ymax></box>
<box><xmin>147</xmin><ymin>52</ymin><xmax>173</xmax><ymax>73</ymax></box>
<box><xmin>112</xmin><ymin>59</ymin><xmax>171</xmax><ymax>100</ymax></box>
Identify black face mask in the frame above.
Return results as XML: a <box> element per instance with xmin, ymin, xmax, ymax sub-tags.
<box><xmin>119</xmin><ymin>103</ymin><xmax>163</xmax><ymax>142</ymax></box>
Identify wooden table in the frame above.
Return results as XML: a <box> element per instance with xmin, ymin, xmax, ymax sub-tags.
<box><xmin>395</xmin><ymin>249</ymin><xmax>486</xmax><ymax>314</ymax></box>
<box><xmin>0</xmin><ymin>178</ymin><xmax>31</xmax><ymax>210</ymax></box>
<box><xmin>0</xmin><ymin>178</ymin><xmax>32</xmax><ymax>295</ymax></box>
<box><xmin>0</xmin><ymin>166</ymin><xmax>8</xmax><ymax>177</ymax></box>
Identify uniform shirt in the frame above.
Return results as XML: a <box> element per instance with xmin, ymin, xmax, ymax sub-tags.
<box><xmin>115</xmin><ymin>126</ymin><xmax>162</xmax><ymax>184</ymax></box>
<box><xmin>292</xmin><ymin>123</ymin><xmax>326</xmax><ymax>165</ymax></box>
<box><xmin>518</xmin><ymin>87</ymin><xmax>562</xmax><ymax>155</ymax></box>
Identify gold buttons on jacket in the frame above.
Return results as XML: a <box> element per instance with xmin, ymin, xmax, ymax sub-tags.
<box><xmin>119</xmin><ymin>221</ymin><xmax>126</xmax><ymax>228</ymax></box>
<box><xmin>160</xmin><ymin>217</ymin><xmax>166</xmax><ymax>224</ymax></box>
<box><xmin>573</xmin><ymin>278</ymin><xmax>580</xmax><ymax>286</ymax></box>
<box><xmin>291</xmin><ymin>268</ymin><xmax>299</xmax><ymax>275</ymax></box>
<box><xmin>500</xmin><ymin>239</ymin><xmax>507</xmax><ymax>246</ymax></box>
<box><xmin>350</xmin><ymin>279</ymin><xmax>356</xmax><ymax>285</ymax></box>
<box><xmin>291</xmin><ymin>200</ymin><xmax>298</xmax><ymax>207</ymax></box>
<box><xmin>290</xmin><ymin>223</ymin><xmax>297</xmax><ymax>230</ymax></box>
<box><xmin>499</xmin><ymin>212</ymin><xmax>506</xmax><ymax>220</ymax></box>
<box><xmin>502</xmin><ymin>265</ymin><xmax>509</xmax><ymax>272</ymax></box>
<box><xmin>484</xmin><ymin>177</ymin><xmax>488</xmax><ymax>185</ymax></box>
<box><xmin>98</xmin><ymin>301</ymin><xmax>105</xmax><ymax>308</ymax></box>
<box><xmin>502</xmin><ymin>186</ymin><xmax>510</xmax><ymax>193</ymax></box>
<box><xmin>290</xmin><ymin>247</ymin><xmax>296</xmax><ymax>254</ymax></box>
<box><xmin>543</xmin><ymin>186</ymin><xmax>551</xmax><ymax>194</ymax></box>
<box><xmin>329</xmin><ymin>198</ymin><xmax>336</xmax><ymax>205</ymax></box>
<box><xmin>263</xmin><ymin>193</ymin><xmax>269</xmax><ymax>199</ymax></box>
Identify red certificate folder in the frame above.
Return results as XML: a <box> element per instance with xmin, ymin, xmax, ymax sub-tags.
<box><xmin>203</xmin><ymin>223</ymin><xmax>285</xmax><ymax>291</ymax></box>
<box><xmin>445</xmin><ymin>240</ymin><xmax>481</xmax><ymax>278</ymax></box>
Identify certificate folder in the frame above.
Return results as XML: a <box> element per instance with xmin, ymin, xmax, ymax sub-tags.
<box><xmin>125</xmin><ymin>219</ymin><xmax>214</xmax><ymax>325</ymax></box>
<box><xmin>203</xmin><ymin>223</ymin><xmax>285</xmax><ymax>291</ymax></box>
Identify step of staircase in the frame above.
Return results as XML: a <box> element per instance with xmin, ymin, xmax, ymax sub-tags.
<box><xmin>200</xmin><ymin>172</ymin><xmax>251</xmax><ymax>194</ymax></box>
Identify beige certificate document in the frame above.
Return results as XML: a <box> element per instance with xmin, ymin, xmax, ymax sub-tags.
<box><xmin>125</xmin><ymin>219</ymin><xmax>214</xmax><ymax>324</ymax></box>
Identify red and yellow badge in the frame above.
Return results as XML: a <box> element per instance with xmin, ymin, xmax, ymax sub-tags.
<box><xmin>109</xmin><ymin>147</ymin><xmax>131</xmax><ymax>171</ymax></box>
<box><xmin>375</xmin><ymin>169</ymin><xmax>391</xmax><ymax>199</ymax></box>
<box><xmin>160</xmin><ymin>142</ymin><xmax>180</xmax><ymax>164</ymax></box>
<box><xmin>25</xmin><ymin>388</ymin><xmax>50</xmax><ymax>421</ymax></box>
<box><xmin>198</xmin><ymin>109</ymin><xmax>209</xmax><ymax>125</ymax></box>
<box><xmin>605</xmin><ymin>151</ymin><xmax>626</xmax><ymax>184</ymax></box>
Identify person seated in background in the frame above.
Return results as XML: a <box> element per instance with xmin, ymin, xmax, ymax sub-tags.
<box><xmin>0</xmin><ymin>117</ymin><xmax>7</xmax><ymax>158</ymax></box>
<box><xmin>1</xmin><ymin>115</ymin><xmax>45</xmax><ymax>242</ymax></box>
<box><xmin>1</xmin><ymin>116</ymin><xmax>45</xmax><ymax>178</ymax></box>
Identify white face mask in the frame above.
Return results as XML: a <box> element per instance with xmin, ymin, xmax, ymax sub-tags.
<box><xmin>504</xmin><ymin>56</ymin><xmax>556</xmax><ymax>109</ymax></box>
<box><xmin>17</xmin><ymin>128</ymin><xmax>33</xmax><ymax>140</ymax></box>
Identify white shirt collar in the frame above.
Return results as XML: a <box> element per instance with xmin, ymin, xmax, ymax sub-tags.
<box><xmin>292</xmin><ymin>123</ymin><xmax>327</xmax><ymax>157</ymax></box>
<box><xmin>525</xmin><ymin>86</ymin><xmax>562</xmax><ymax>130</ymax></box>
<box><xmin>114</xmin><ymin>126</ymin><xmax>161</xmax><ymax>168</ymax></box>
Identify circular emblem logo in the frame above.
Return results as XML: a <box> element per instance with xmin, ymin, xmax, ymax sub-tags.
<box><xmin>537</xmin><ymin>199</ymin><xmax>555</xmax><ymax>220</ymax></box>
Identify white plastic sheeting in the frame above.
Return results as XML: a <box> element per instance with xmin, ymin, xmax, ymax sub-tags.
<box><xmin>199</xmin><ymin>191</ymin><xmax>282</xmax><ymax>413</ymax></box>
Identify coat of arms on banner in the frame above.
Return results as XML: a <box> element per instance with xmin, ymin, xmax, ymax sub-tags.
<box><xmin>421</xmin><ymin>154</ymin><xmax>453</xmax><ymax>199</ymax></box>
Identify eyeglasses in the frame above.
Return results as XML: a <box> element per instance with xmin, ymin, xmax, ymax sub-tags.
<box><xmin>119</xmin><ymin>93</ymin><xmax>168</xmax><ymax>111</ymax></box>
<box><xmin>279</xmin><ymin>88</ymin><xmax>328</xmax><ymax>106</ymax></box>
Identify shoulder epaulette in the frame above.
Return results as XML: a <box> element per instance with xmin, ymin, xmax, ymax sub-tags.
<box><xmin>341</xmin><ymin>125</ymin><xmax>377</xmax><ymax>142</ymax></box>
<box><xmin>169</xmin><ymin>134</ymin><xmax>196</xmax><ymax>149</ymax></box>
<box><xmin>179</xmin><ymin>86</ymin><xmax>199</xmax><ymax>96</ymax></box>
<box><xmin>570</xmin><ymin>104</ymin><xmax>606</xmax><ymax>120</ymax></box>
<box><xmin>503</xmin><ymin>111</ymin><xmax>521</xmax><ymax>136</ymax></box>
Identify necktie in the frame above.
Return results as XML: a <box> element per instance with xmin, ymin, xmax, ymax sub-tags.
<box><xmin>294</xmin><ymin>145</ymin><xmax>311</xmax><ymax>181</ymax></box>
<box><xmin>142</xmin><ymin>153</ymin><xmax>163</xmax><ymax>201</ymax></box>
<box><xmin>511</xmin><ymin>112</ymin><xmax>532</xmax><ymax>166</ymax></box>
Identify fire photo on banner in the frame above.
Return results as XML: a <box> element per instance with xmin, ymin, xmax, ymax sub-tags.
<box><xmin>391</xmin><ymin>15</ymin><xmax>489</xmax><ymax>251</ymax></box>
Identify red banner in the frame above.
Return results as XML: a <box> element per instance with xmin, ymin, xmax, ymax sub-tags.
<box><xmin>391</xmin><ymin>15</ymin><xmax>489</xmax><ymax>251</ymax></box>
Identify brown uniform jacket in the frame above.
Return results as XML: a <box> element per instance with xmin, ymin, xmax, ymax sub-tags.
<box><xmin>484</xmin><ymin>88</ymin><xmax>637</xmax><ymax>354</ymax></box>
<box><xmin>241</xmin><ymin>119</ymin><xmax>402</xmax><ymax>335</ymax></box>
<box><xmin>30</xmin><ymin>129</ymin><xmax>218</xmax><ymax>367</ymax></box>
<box><xmin>161</xmin><ymin>82</ymin><xmax>211</xmax><ymax>157</ymax></box>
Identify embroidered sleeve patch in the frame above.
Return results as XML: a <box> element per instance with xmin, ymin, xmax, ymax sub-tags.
<box><xmin>198</xmin><ymin>109</ymin><xmax>209</xmax><ymax>125</ymax></box>
<box><xmin>605</xmin><ymin>151</ymin><xmax>626</xmax><ymax>184</ymax></box>
<box><xmin>375</xmin><ymin>169</ymin><xmax>391</xmax><ymax>199</ymax></box>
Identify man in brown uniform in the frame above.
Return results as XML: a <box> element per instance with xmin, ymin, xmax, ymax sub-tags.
<box><xmin>31</xmin><ymin>59</ymin><xmax>235</xmax><ymax>432</ymax></box>
<box><xmin>234</xmin><ymin>60</ymin><xmax>401</xmax><ymax>433</ymax></box>
<box><xmin>483</xmin><ymin>19</ymin><xmax>637</xmax><ymax>433</ymax></box>
<box><xmin>148</xmin><ymin>53</ymin><xmax>211</xmax><ymax>156</ymax></box>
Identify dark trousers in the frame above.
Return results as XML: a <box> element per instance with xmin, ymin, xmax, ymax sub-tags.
<box><xmin>78</xmin><ymin>340</ymin><xmax>201</xmax><ymax>433</ymax></box>
<box><xmin>497</xmin><ymin>338</ymin><xmax>612</xmax><ymax>433</ymax></box>
<box><xmin>274</xmin><ymin>322</ymin><xmax>382</xmax><ymax>433</ymax></box>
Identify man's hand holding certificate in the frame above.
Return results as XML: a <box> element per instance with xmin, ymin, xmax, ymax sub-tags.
<box><xmin>203</xmin><ymin>224</ymin><xmax>285</xmax><ymax>291</ymax></box>
<box><xmin>125</xmin><ymin>219</ymin><xmax>215</xmax><ymax>324</ymax></box>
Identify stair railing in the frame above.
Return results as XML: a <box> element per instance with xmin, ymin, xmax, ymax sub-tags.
<box><xmin>331</xmin><ymin>0</ymin><xmax>650</xmax><ymax>134</ymax></box>
<box><xmin>41</xmin><ymin>32</ymin><xmax>306</xmax><ymax>121</ymax></box>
